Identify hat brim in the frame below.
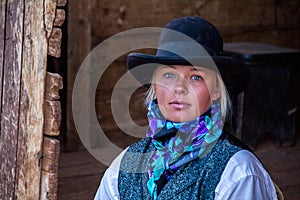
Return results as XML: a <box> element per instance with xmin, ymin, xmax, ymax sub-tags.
<box><xmin>127</xmin><ymin>53</ymin><xmax>250</xmax><ymax>95</ymax></box>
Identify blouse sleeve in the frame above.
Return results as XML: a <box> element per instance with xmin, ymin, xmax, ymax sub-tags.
<box><xmin>214</xmin><ymin>150</ymin><xmax>277</xmax><ymax>200</ymax></box>
<box><xmin>94</xmin><ymin>148</ymin><xmax>128</xmax><ymax>200</ymax></box>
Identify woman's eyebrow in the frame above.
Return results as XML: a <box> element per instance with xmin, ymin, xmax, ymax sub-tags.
<box><xmin>191</xmin><ymin>67</ymin><xmax>205</xmax><ymax>72</ymax></box>
<box><xmin>159</xmin><ymin>65</ymin><xmax>174</xmax><ymax>69</ymax></box>
<box><xmin>159</xmin><ymin>65</ymin><xmax>206</xmax><ymax>73</ymax></box>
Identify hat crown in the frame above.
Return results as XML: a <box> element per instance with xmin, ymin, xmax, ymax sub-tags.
<box><xmin>126</xmin><ymin>16</ymin><xmax>250</xmax><ymax>95</ymax></box>
<box><xmin>158</xmin><ymin>16</ymin><xmax>223</xmax><ymax>56</ymax></box>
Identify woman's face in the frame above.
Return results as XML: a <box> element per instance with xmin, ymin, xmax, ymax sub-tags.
<box><xmin>153</xmin><ymin>65</ymin><xmax>220</xmax><ymax>122</ymax></box>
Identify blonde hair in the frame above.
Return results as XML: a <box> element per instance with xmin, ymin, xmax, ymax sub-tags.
<box><xmin>216</xmin><ymin>72</ymin><xmax>232</xmax><ymax>120</ymax></box>
<box><xmin>144</xmin><ymin>70</ymin><xmax>232</xmax><ymax>120</ymax></box>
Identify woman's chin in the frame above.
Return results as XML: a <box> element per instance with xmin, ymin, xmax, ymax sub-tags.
<box><xmin>165</xmin><ymin>112</ymin><xmax>199</xmax><ymax>122</ymax></box>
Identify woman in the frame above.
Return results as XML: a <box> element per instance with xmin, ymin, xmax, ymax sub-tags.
<box><xmin>95</xmin><ymin>16</ymin><xmax>279</xmax><ymax>199</ymax></box>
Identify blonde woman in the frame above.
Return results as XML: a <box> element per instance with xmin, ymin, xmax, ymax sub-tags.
<box><xmin>95</xmin><ymin>16</ymin><xmax>278</xmax><ymax>200</ymax></box>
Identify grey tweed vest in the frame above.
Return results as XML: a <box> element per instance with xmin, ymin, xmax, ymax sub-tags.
<box><xmin>119</xmin><ymin>134</ymin><xmax>244</xmax><ymax>200</ymax></box>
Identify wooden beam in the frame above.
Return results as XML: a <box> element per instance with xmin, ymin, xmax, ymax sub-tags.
<box><xmin>0</xmin><ymin>1</ymin><xmax>24</xmax><ymax>199</ymax></box>
<box><xmin>54</xmin><ymin>9</ymin><xmax>65</xmax><ymax>27</ymax></box>
<box><xmin>58</xmin><ymin>0</ymin><xmax>67</xmax><ymax>7</ymax></box>
<box><xmin>42</xmin><ymin>137</ymin><xmax>60</xmax><ymax>173</ymax></box>
<box><xmin>46</xmin><ymin>72</ymin><xmax>63</xmax><ymax>101</ymax></box>
<box><xmin>0</xmin><ymin>0</ymin><xmax>6</xmax><ymax>115</ymax></box>
<box><xmin>40</xmin><ymin>170</ymin><xmax>58</xmax><ymax>200</ymax></box>
<box><xmin>48</xmin><ymin>27</ymin><xmax>62</xmax><ymax>58</ymax></box>
<box><xmin>44</xmin><ymin>100</ymin><xmax>62</xmax><ymax>136</ymax></box>
<box><xmin>15</xmin><ymin>0</ymin><xmax>48</xmax><ymax>199</ymax></box>
<box><xmin>44</xmin><ymin>0</ymin><xmax>57</xmax><ymax>38</ymax></box>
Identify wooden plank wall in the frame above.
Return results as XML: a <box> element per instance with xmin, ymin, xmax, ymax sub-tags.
<box><xmin>0</xmin><ymin>1</ymin><xmax>24</xmax><ymax>198</ymax></box>
<box><xmin>0</xmin><ymin>0</ymin><xmax>66</xmax><ymax>199</ymax></box>
<box><xmin>67</xmin><ymin>0</ymin><xmax>300</xmax><ymax>151</ymax></box>
<box><xmin>67</xmin><ymin>0</ymin><xmax>92</xmax><ymax>151</ymax></box>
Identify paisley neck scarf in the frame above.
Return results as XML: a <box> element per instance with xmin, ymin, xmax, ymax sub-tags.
<box><xmin>146</xmin><ymin>100</ymin><xmax>223</xmax><ymax>199</ymax></box>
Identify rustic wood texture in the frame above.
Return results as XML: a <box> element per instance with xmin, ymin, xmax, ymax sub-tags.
<box><xmin>0</xmin><ymin>1</ymin><xmax>24</xmax><ymax>198</ymax></box>
<box><xmin>0</xmin><ymin>1</ymin><xmax>5</xmax><ymax>114</ymax></box>
<box><xmin>0</xmin><ymin>0</ymin><xmax>48</xmax><ymax>199</ymax></box>
<box><xmin>42</xmin><ymin>137</ymin><xmax>60</xmax><ymax>173</ymax></box>
<box><xmin>58</xmin><ymin>151</ymin><xmax>107</xmax><ymax>199</ymax></box>
<box><xmin>90</xmin><ymin>0</ymin><xmax>300</xmax><ymax>49</ymax></box>
<box><xmin>48</xmin><ymin>27</ymin><xmax>62</xmax><ymax>58</ymax></box>
<box><xmin>44</xmin><ymin>100</ymin><xmax>62</xmax><ymax>136</ymax></box>
<box><xmin>67</xmin><ymin>0</ymin><xmax>92</xmax><ymax>151</ymax></box>
<box><xmin>15</xmin><ymin>0</ymin><xmax>48</xmax><ymax>198</ymax></box>
<box><xmin>1</xmin><ymin>0</ymin><xmax>65</xmax><ymax>199</ymax></box>
<box><xmin>46</xmin><ymin>72</ymin><xmax>63</xmax><ymax>101</ymax></box>
<box><xmin>54</xmin><ymin>9</ymin><xmax>66</xmax><ymax>27</ymax></box>
<box><xmin>41</xmin><ymin>0</ymin><xmax>66</xmax><ymax>198</ymax></box>
<box><xmin>41</xmin><ymin>170</ymin><xmax>59</xmax><ymax>200</ymax></box>
<box><xmin>45</xmin><ymin>0</ymin><xmax>57</xmax><ymax>38</ymax></box>
<box><xmin>58</xmin><ymin>0</ymin><xmax>67</xmax><ymax>7</ymax></box>
<box><xmin>40</xmin><ymin>137</ymin><xmax>60</xmax><ymax>200</ymax></box>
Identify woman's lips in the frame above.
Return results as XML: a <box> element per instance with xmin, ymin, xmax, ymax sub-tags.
<box><xmin>169</xmin><ymin>100</ymin><xmax>191</xmax><ymax>109</ymax></box>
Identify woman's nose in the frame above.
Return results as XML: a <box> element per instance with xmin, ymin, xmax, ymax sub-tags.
<box><xmin>173</xmin><ymin>77</ymin><xmax>188</xmax><ymax>95</ymax></box>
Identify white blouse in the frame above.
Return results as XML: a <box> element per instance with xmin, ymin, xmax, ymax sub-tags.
<box><xmin>94</xmin><ymin>149</ymin><xmax>277</xmax><ymax>200</ymax></box>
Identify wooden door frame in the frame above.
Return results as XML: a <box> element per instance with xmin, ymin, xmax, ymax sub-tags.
<box><xmin>0</xmin><ymin>0</ymin><xmax>66</xmax><ymax>199</ymax></box>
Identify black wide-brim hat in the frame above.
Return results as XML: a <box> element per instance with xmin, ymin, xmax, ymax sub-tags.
<box><xmin>127</xmin><ymin>16</ymin><xmax>250</xmax><ymax>95</ymax></box>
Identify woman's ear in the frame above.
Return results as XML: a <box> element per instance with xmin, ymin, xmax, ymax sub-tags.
<box><xmin>211</xmin><ymin>90</ymin><xmax>221</xmax><ymax>101</ymax></box>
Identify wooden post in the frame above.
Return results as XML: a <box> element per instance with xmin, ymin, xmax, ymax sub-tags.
<box><xmin>0</xmin><ymin>1</ymin><xmax>5</xmax><ymax>115</ymax></box>
<box><xmin>40</xmin><ymin>0</ymin><xmax>67</xmax><ymax>197</ymax></box>
<box><xmin>0</xmin><ymin>1</ymin><xmax>25</xmax><ymax>198</ymax></box>
<box><xmin>41</xmin><ymin>72</ymin><xmax>63</xmax><ymax>200</ymax></box>
<box><xmin>48</xmin><ymin>28</ymin><xmax>63</xmax><ymax>58</ymax></box>
<box><xmin>0</xmin><ymin>0</ymin><xmax>66</xmax><ymax>199</ymax></box>
<box><xmin>44</xmin><ymin>73</ymin><xmax>63</xmax><ymax>137</ymax></box>
<box><xmin>40</xmin><ymin>137</ymin><xmax>60</xmax><ymax>200</ymax></box>
<box><xmin>0</xmin><ymin>0</ymin><xmax>48</xmax><ymax>199</ymax></box>
<box><xmin>41</xmin><ymin>0</ymin><xmax>67</xmax><ymax>197</ymax></box>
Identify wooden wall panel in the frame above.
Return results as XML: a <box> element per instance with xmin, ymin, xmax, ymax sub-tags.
<box><xmin>91</xmin><ymin>0</ymin><xmax>300</xmax><ymax>48</ymax></box>
<box><xmin>0</xmin><ymin>1</ymin><xmax>25</xmax><ymax>198</ymax></box>
<box><xmin>0</xmin><ymin>1</ymin><xmax>5</xmax><ymax>114</ymax></box>
<box><xmin>67</xmin><ymin>0</ymin><xmax>92</xmax><ymax>151</ymax></box>
<box><xmin>16</xmin><ymin>0</ymin><xmax>48</xmax><ymax>199</ymax></box>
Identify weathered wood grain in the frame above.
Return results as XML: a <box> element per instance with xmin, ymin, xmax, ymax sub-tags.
<box><xmin>15</xmin><ymin>0</ymin><xmax>48</xmax><ymax>199</ymax></box>
<box><xmin>54</xmin><ymin>9</ymin><xmax>65</xmax><ymax>27</ymax></box>
<box><xmin>58</xmin><ymin>0</ymin><xmax>67</xmax><ymax>7</ymax></box>
<box><xmin>67</xmin><ymin>0</ymin><xmax>92</xmax><ymax>151</ymax></box>
<box><xmin>0</xmin><ymin>1</ymin><xmax>24</xmax><ymax>199</ymax></box>
<box><xmin>48</xmin><ymin>27</ymin><xmax>62</xmax><ymax>58</ymax></box>
<box><xmin>0</xmin><ymin>0</ymin><xmax>6</xmax><ymax>115</ymax></box>
<box><xmin>45</xmin><ymin>0</ymin><xmax>57</xmax><ymax>38</ymax></box>
<box><xmin>41</xmin><ymin>170</ymin><xmax>58</xmax><ymax>200</ymax></box>
<box><xmin>44</xmin><ymin>100</ymin><xmax>62</xmax><ymax>136</ymax></box>
<box><xmin>46</xmin><ymin>72</ymin><xmax>63</xmax><ymax>101</ymax></box>
<box><xmin>42</xmin><ymin>137</ymin><xmax>60</xmax><ymax>173</ymax></box>
<box><xmin>1</xmin><ymin>0</ymin><xmax>64</xmax><ymax>199</ymax></box>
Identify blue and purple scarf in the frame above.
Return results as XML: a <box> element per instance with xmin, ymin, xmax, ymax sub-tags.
<box><xmin>146</xmin><ymin>100</ymin><xmax>223</xmax><ymax>199</ymax></box>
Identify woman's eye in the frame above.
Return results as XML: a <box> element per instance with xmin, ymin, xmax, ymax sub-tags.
<box><xmin>191</xmin><ymin>75</ymin><xmax>202</xmax><ymax>81</ymax></box>
<box><xmin>164</xmin><ymin>72</ymin><xmax>176</xmax><ymax>79</ymax></box>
